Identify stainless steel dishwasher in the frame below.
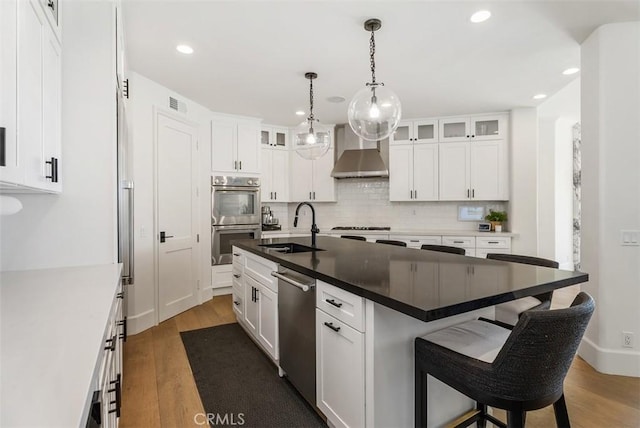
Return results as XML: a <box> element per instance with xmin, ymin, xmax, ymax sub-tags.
<box><xmin>271</xmin><ymin>267</ymin><xmax>316</xmax><ymax>407</ymax></box>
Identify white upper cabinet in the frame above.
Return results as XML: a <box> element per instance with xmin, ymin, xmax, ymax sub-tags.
<box><xmin>261</xmin><ymin>125</ymin><xmax>288</xmax><ymax>149</ymax></box>
<box><xmin>389</xmin><ymin>143</ymin><xmax>439</xmax><ymax>201</ymax></box>
<box><xmin>36</xmin><ymin>0</ymin><xmax>61</xmax><ymax>44</ymax></box>
<box><xmin>390</xmin><ymin>119</ymin><xmax>438</xmax><ymax>145</ymax></box>
<box><xmin>439</xmin><ymin>114</ymin><xmax>506</xmax><ymax>142</ymax></box>
<box><xmin>1</xmin><ymin>0</ymin><xmax>62</xmax><ymax>193</ymax></box>
<box><xmin>211</xmin><ymin>116</ymin><xmax>261</xmax><ymax>175</ymax></box>
<box><xmin>289</xmin><ymin>147</ymin><xmax>336</xmax><ymax>202</ymax></box>
<box><xmin>439</xmin><ymin>140</ymin><xmax>508</xmax><ymax>201</ymax></box>
<box><xmin>261</xmin><ymin>147</ymin><xmax>289</xmax><ymax>202</ymax></box>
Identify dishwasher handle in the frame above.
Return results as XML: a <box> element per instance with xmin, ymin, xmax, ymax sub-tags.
<box><xmin>271</xmin><ymin>271</ymin><xmax>314</xmax><ymax>292</ymax></box>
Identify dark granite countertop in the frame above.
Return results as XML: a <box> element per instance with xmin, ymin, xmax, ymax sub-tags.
<box><xmin>233</xmin><ymin>236</ymin><xmax>589</xmax><ymax>322</ymax></box>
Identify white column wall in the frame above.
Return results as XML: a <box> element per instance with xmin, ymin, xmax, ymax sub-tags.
<box><xmin>0</xmin><ymin>2</ymin><xmax>117</xmax><ymax>271</ymax></box>
<box><xmin>536</xmin><ymin>79</ymin><xmax>580</xmax><ymax>268</ymax></box>
<box><xmin>127</xmin><ymin>72</ymin><xmax>213</xmax><ymax>334</ymax></box>
<box><xmin>509</xmin><ymin>108</ymin><xmax>539</xmax><ymax>255</ymax></box>
<box><xmin>580</xmin><ymin>22</ymin><xmax>640</xmax><ymax>376</ymax></box>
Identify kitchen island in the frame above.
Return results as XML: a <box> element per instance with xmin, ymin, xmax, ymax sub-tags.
<box><xmin>232</xmin><ymin>236</ymin><xmax>588</xmax><ymax>427</ymax></box>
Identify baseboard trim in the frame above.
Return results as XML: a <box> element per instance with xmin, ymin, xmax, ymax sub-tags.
<box><xmin>212</xmin><ymin>286</ymin><xmax>231</xmax><ymax>297</ymax></box>
<box><xmin>579</xmin><ymin>336</ymin><xmax>640</xmax><ymax>377</ymax></box>
<box><xmin>127</xmin><ymin>309</ymin><xmax>156</xmax><ymax>335</ymax></box>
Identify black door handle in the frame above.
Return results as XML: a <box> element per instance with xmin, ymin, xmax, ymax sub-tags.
<box><xmin>160</xmin><ymin>231</ymin><xmax>174</xmax><ymax>243</ymax></box>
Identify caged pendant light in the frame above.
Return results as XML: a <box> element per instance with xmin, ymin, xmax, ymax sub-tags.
<box><xmin>293</xmin><ymin>72</ymin><xmax>331</xmax><ymax>160</ymax></box>
<box><xmin>348</xmin><ymin>18</ymin><xmax>401</xmax><ymax>141</ymax></box>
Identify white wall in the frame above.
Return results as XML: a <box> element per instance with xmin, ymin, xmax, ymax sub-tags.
<box><xmin>127</xmin><ymin>72</ymin><xmax>213</xmax><ymax>334</ymax></box>
<box><xmin>580</xmin><ymin>22</ymin><xmax>640</xmax><ymax>376</ymax></box>
<box><xmin>537</xmin><ymin>79</ymin><xmax>580</xmax><ymax>268</ymax></box>
<box><xmin>509</xmin><ymin>108</ymin><xmax>539</xmax><ymax>255</ymax></box>
<box><xmin>0</xmin><ymin>2</ymin><xmax>117</xmax><ymax>271</ymax></box>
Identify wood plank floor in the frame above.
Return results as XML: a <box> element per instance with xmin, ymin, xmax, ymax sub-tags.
<box><xmin>120</xmin><ymin>292</ymin><xmax>640</xmax><ymax>428</ymax></box>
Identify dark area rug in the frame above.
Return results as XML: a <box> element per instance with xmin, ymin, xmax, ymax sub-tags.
<box><xmin>180</xmin><ymin>323</ymin><xmax>327</xmax><ymax>428</ymax></box>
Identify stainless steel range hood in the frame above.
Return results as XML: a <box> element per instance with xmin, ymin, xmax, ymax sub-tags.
<box><xmin>331</xmin><ymin>124</ymin><xmax>389</xmax><ymax>179</ymax></box>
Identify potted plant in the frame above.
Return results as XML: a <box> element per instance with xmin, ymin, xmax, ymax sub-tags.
<box><xmin>485</xmin><ymin>209</ymin><xmax>508</xmax><ymax>232</ymax></box>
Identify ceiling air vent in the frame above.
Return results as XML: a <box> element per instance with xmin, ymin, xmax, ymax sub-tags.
<box><xmin>169</xmin><ymin>96</ymin><xmax>188</xmax><ymax>113</ymax></box>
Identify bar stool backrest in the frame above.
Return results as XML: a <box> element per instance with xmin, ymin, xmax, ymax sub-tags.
<box><xmin>420</xmin><ymin>244</ymin><xmax>465</xmax><ymax>255</ymax></box>
<box><xmin>486</xmin><ymin>253</ymin><xmax>559</xmax><ymax>269</ymax></box>
<box><xmin>375</xmin><ymin>239</ymin><xmax>407</xmax><ymax>247</ymax></box>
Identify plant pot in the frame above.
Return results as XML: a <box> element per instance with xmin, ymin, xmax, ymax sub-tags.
<box><xmin>490</xmin><ymin>221</ymin><xmax>502</xmax><ymax>232</ymax></box>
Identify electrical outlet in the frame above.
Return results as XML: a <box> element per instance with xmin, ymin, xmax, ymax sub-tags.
<box><xmin>622</xmin><ymin>331</ymin><xmax>634</xmax><ymax>348</ymax></box>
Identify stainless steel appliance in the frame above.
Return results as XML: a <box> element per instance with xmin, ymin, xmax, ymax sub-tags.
<box><xmin>211</xmin><ymin>224</ymin><xmax>261</xmax><ymax>265</ymax></box>
<box><xmin>211</xmin><ymin>176</ymin><xmax>261</xmax><ymax>265</ymax></box>
<box><xmin>272</xmin><ymin>267</ymin><xmax>317</xmax><ymax>407</ymax></box>
<box><xmin>212</xmin><ymin>176</ymin><xmax>261</xmax><ymax>225</ymax></box>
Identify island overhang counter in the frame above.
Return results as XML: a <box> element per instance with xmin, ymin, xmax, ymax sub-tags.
<box><xmin>232</xmin><ymin>236</ymin><xmax>589</xmax><ymax>427</ymax></box>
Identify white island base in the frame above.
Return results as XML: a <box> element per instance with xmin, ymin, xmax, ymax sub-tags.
<box><xmin>365</xmin><ymin>301</ymin><xmax>494</xmax><ymax>428</ymax></box>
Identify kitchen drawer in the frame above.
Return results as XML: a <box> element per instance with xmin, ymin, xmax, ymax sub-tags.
<box><xmin>231</xmin><ymin>289</ymin><xmax>244</xmax><ymax>318</ymax></box>
<box><xmin>476</xmin><ymin>248</ymin><xmax>511</xmax><ymax>258</ymax></box>
<box><xmin>232</xmin><ymin>247</ymin><xmax>245</xmax><ymax>264</ymax></box>
<box><xmin>442</xmin><ymin>236</ymin><xmax>476</xmax><ymax>248</ymax></box>
<box><xmin>244</xmin><ymin>252</ymin><xmax>278</xmax><ymax>293</ymax></box>
<box><xmin>476</xmin><ymin>236</ymin><xmax>511</xmax><ymax>249</ymax></box>
<box><xmin>390</xmin><ymin>235</ymin><xmax>442</xmax><ymax>249</ymax></box>
<box><xmin>316</xmin><ymin>280</ymin><xmax>365</xmax><ymax>332</ymax></box>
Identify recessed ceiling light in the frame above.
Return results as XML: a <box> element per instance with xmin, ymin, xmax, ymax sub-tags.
<box><xmin>470</xmin><ymin>10</ymin><xmax>491</xmax><ymax>23</ymax></box>
<box><xmin>295</xmin><ymin>110</ymin><xmax>305</xmax><ymax>116</ymax></box>
<box><xmin>533</xmin><ymin>94</ymin><xmax>547</xmax><ymax>100</ymax></box>
<box><xmin>327</xmin><ymin>96</ymin><xmax>346</xmax><ymax>103</ymax></box>
<box><xmin>562</xmin><ymin>67</ymin><xmax>580</xmax><ymax>75</ymax></box>
<box><xmin>176</xmin><ymin>44</ymin><xmax>194</xmax><ymax>54</ymax></box>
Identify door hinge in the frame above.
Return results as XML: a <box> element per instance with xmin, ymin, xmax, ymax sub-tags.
<box><xmin>123</xmin><ymin>79</ymin><xmax>129</xmax><ymax>99</ymax></box>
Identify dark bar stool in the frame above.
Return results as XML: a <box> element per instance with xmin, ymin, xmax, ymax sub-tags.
<box><xmin>341</xmin><ymin>235</ymin><xmax>366</xmax><ymax>241</ymax></box>
<box><xmin>487</xmin><ymin>253</ymin><xmax>559</xmax><ymax>326</ymax></box>
<box><xmin>415</xmin><ymin>292</ymin><xmax>595</xmax><ymax>428</ymax></box>
<box><xmin>376</xmin><ymin>239</ymin><xmax>407</xmax><ymax>247</ymax></box>
<box><xmin>420</xmin><ymin>244</ymin><xmax>465</xmax><ymax>255</ymax></box>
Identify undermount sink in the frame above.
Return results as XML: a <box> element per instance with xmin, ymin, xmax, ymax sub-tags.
<box><xmin>259</xmin><ymin>242</ymin><xmax>324</xmax><ymax>254</ymax></box>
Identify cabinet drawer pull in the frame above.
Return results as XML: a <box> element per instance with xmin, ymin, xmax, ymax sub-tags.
<box><xmin>324</xmin><ymin>322</ymin><xmax>341</xmax><ymax>333</ymax></box>
<box><xmin>116</xmin><ymin>292</ymin><xmax>124</xmax><ymax>299</ymax></box>
<box><xmin>488</xmin><ymin>241</ymin><xmax>499</xmax><ymax>244</ymax></box>
<box><xmin>0</xmin><ymin>127</ymin><xmax>5</xmax><ymax>167</ymax></box>
<box><xmin>47</xmin><ymin>0</ymin><xmax>55</xmax><ymax>10</ymax></box>
<box><xmin>233</xmin><ymin>273</ymin><xmax>241</xmax><ymax>278</ymax></box>
<box><xmin>45</xmin><ymin>157</ymin><xmax>58</xmax><ymax>183</ymax></box>
<box><xmin>233</xmin><ymin>253</ymin><xmax>241</xmax><ymax>257</ymax></box>
<box><xmin>233</xmin><ymin>300</ymin><xmax>240</xmax><ymax>306</ymax></box>
<box><xmin>104</xmin><ymin>335</ymin><xmax>116</xmax><ymax>351</ymax></box>
<box><xmin>325</xmin><ymin>298</ymin><xmax>343</xmax><ymax>308</ymax></box>
<box><xmin>453</xmin><ymin>240</ymin><xmax>464</xmax><ymax>243</ymax></box>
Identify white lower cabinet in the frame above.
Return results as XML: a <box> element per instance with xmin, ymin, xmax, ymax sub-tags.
<box><xmin>390</xmin><ymin>234</ymin><xmax>442</xmax><ymax>249</ymax></box>
<box><xmin>316</xmin><ymin>281</ymin><xmax>365</xmax><ymax>428</ymax></box>
<box><xmin>442</xmin><ymin>236</ymin><xmax>476</xmax><ymax>257</ymax></box>
<box><xmin>233</xmin><ymin>247</ymin><xmax>279</xmax><ymax>361</ymax></box>
<box><xmin>475</xmin><ymin>236</ymin><xmax>511</xmax><ymax>258</ymax></box>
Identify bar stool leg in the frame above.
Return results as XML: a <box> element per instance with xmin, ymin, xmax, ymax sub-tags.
<box><xmin>553</xmin><ymin>394</ymin><xmax>571</xmax><ymax>428</ymax></box>
<box><xmin>415</xmin><ymin>367</ymin><xmax>428</xmax><ymax>428</ymax></box>
<box><xmin>476</xmin><ymin>403</ymin><xmax>487</xmax><ymax>428</ymax></box>
<box><xmin>507</xmin><ymin>409</ymin><xmax>526</xmax><ymax>428</ymax></box>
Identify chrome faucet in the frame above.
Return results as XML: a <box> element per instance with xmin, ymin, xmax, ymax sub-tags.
<box><xmin>293</xmin><ymin>202</ymin><xmax>319</xmax><ymax>248</ymax></box>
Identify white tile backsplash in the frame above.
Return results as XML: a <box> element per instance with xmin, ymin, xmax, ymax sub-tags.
<box><xmin>265</xmin><ymin>179</ymin><xmax>507</xmax><ymax>232</ymax></box>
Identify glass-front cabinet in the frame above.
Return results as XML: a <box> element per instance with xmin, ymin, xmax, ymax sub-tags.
<box><xmin>261</xmin><ymin>126</ymin><xmax>288</xmax><ymax>149</ymax></box>
<box><xmin>390</xmin><ymin>119</ymin><xmax>438</xmax><ymax>144</ymax></box>
<box><xmin>439</xmin><ymin>114</ymin><xmax>506</xmax><ymax>142</ymax></box>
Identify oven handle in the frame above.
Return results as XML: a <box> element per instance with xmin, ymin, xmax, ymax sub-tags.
<box><xmin>213</xmin><ymin>224</ymin><xmax>261</xmax><ymax>231</ymax></box>
<box><xmin>212</xmin><ymin>187</ymin><xmax>260</xmax><ymax>192</ymax></box>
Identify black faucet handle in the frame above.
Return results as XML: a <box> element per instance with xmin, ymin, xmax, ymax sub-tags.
<box><xmin>311</xmin><ymin>224</ymin><xmax>320</xmax><ymax>233</ymax></box>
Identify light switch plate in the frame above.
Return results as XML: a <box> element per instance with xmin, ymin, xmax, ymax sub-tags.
<box><xmin>621</xmin><ymin>230</ymin><xmax>639</xmax><ymax>246</ymax></box>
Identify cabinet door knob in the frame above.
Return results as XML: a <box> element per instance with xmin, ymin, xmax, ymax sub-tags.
<box><xmin>47</xmin><ymin>0</ymin><xmax>55</xmax><ymax>10</ymax></box>
<box><xmin>45</xmin><ymin>157</ymin><xmax>58</xmax><ymax>183</ymax></box>
<box><xmin>239</xmin><ymin>161</ymin><xmax>242</xmax><ymax>170</ymax></box>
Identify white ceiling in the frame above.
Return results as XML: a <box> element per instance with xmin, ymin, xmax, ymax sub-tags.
<box><xmin>123</xmin><ymin>1</ymin><xmax>639</xmax><ymax>127</ymax></box>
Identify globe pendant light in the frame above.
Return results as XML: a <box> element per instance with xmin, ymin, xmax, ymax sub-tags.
<box><xmin>294</xmin><ymin>72</ymin><xmax>331</xmax><ymax>160</ymax></box>
<box><xmin>348</xmin><ymin>18</ymin><xmax>401</xmax><ymax>141</ymax></box>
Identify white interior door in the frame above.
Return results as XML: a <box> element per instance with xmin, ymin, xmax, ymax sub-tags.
<box><xmin>157</xmin><ymin>112</ymin><xmax>199</xmax><ymax>322</ymax></box>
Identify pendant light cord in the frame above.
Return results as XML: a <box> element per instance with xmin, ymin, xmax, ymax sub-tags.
<box><xmin>308</xmin><ymin>77</ymin><xmax>315</xmax><ymax>122</ymax></box>
<box><xmin>369</xmin><ymin>29</ymin><xmax>376</xmax><ymax>84</ymax></box>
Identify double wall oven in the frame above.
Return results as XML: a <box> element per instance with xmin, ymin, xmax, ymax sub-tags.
<box><xmin>211</xmin><ymin>176</ymin><xmax>261</xmax><ymax>265</ymax></box>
